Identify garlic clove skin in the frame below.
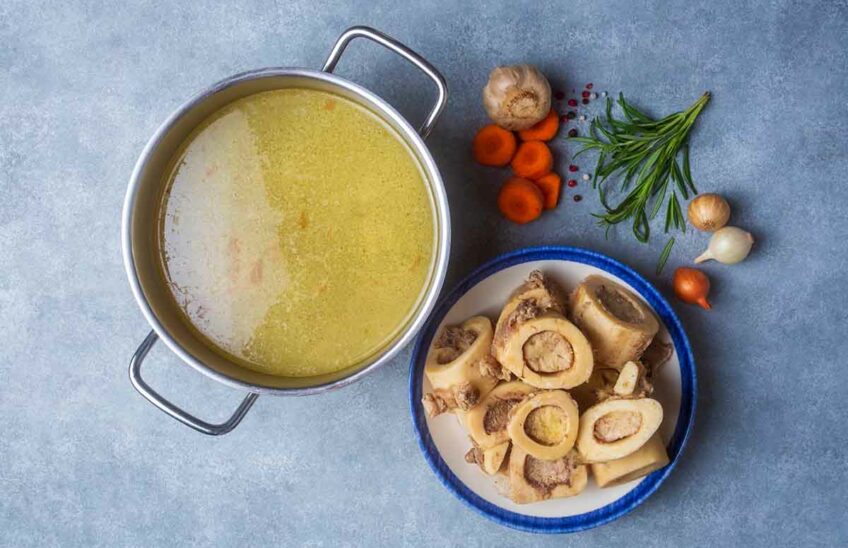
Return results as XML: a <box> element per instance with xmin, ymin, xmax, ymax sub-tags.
<box><xmin>687</xmin><ymin>193</ymin><xmax>731</xmax><ymax>232</ymax></box>
<box><xmin>694</xmin><ymin>226</ymin><xmax>754</xmax><ymax>264</ymax></box>
<box><xmin>483</xmin><ymin>65</ymin><xmax>551</xmax><ymax>131</ymax></box>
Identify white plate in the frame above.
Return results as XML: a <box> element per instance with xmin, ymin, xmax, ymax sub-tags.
<box><xmin>408</xmin><ymin>246</ymin><xmax>696</xmax><ymax>533</ymax></box>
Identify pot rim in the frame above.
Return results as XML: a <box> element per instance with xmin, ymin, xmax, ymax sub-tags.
<box><xmin>122</xmin><ymin>66</ymin><xmax>451</xmax><ymax>396</ymax></box>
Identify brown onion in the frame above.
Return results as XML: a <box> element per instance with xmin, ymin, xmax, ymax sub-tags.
<box><xmin>673</xmin><ymin>267</ymin><xmax>712</xmax><ymax>310</ymax></box>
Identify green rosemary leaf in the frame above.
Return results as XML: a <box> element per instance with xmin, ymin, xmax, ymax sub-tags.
<box><xmin>656</xmin><ymin>237</ymin><xmax>675</xmax><ymax>275</ymax></box>
<box><xmin>671</xmin><ymin>160</ymin><xmax>689</xmax><ymax>200</ymax></box>
<box><xmin>673</xmin><ymin>195</ymin><xmax>687</xmax><ymax>233</ymax></box>
<box><xmin>649</xmin><ymin>176</ymin><xmax>670</xmax><ymax>219</ymax></box>
<box><xmin>671</xmin><ymin>194</ymin><xmax>681</xmax><ymax>231</ymax></box>
<box><xmin>633</xmin><ymin>210</ymin><xmax>650</xmax><ymax>243</ymax></box>
<box><xmin>682</xmin><ymin>143</ymin><xmax>697</xmax><ymax>194</ymax></box>
<box><xmin>664</xmin><ymin>196</ymin><xmax>674</xmax><ymax>233</ymax></box>
<box><xmin>592</xmin><ymin>152</ymin><xmax>605</xmax><ymax>188</ymax></box>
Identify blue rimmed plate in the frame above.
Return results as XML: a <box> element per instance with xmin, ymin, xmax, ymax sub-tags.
<box><xmin>408</xmin><ymin>246</ymin><xmax>696</xmax><ymax>533</ymax></box>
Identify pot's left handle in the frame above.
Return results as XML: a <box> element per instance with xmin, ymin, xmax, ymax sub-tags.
<box><xmin>129</xmin><ymin>331</ymin><xmax>259</xmax><ymax>436</ymax></box>
<box><xmin>322</xmin><ymin>26</ymin><xmax>447</xmax><ymax>140</ymax></box>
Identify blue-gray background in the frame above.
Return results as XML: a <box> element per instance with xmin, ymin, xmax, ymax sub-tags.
<box><xmin>2</xmin><ymin>0</ymin><xmax>846</xmax><ymax>546</ymax></box>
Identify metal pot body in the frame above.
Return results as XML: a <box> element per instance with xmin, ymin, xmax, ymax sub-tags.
<box><xmin>122</xmin><ymin>27</ymin><xmax>449</xmax><ymax>435</ymax></box>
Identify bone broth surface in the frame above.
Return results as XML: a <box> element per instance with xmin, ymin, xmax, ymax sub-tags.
<box><xmin>157</xmin><ymin>88</ymin><xmax>434</xmax><ymax>377</ymax></box>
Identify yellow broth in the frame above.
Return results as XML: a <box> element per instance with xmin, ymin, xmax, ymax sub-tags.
<box><xmin>156</xmin><ymin>88</ymin><xmax>434</xmax><ymax>377</ymax></box>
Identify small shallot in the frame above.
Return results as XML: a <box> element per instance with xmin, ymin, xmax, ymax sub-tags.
<box><xmin>673</xmin><ymin>267</ymin><xmax>712</xmax><ymax>310</ymax></box>
<box><xmin>687</xmin><ymin>193</ymin><xmax>731</xmax><ymax>232</ymax></box>
<box><xmin>695</xmin><ymin>226</ymin><xmax>754</xmax><ymax>264</ymax></box>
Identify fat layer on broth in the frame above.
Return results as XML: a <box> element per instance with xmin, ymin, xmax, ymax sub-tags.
<box><xmin>157</xmin><ymin>88</ymin><xmax>434</xmax><ymax>377</ymax></box>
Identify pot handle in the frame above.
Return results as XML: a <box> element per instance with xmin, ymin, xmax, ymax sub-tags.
<box><xmin>129</xmin><ymin>330</ymin><xmax>259</xmax><ymax>436</ymax></box>
<box><xmin>322</xmin><ymin>26</ymin><xmax>447</xmax><ymax>140</ymax></box>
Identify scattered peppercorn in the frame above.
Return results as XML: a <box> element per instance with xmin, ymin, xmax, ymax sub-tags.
<box><xmin>582</xmin><ymin>98</ymin><xmax>589</xmax><ymax>105</ymax></box>
<box><xmin>567</xmin><ymin>179</ymin><xmax>578</xmax><ymax>187</ymax></box>
<box><xmin>568</xmin><ymin>128</ymin><xmax>578</xmax><ymax>137</ymax></box>
<box><xmin>582</xmin><ymin>173</ymin><xmax>591</xmax><ymax>181</ymax></box>
<box><xmin>582</xmin><ymin>90</ymin><xmax>590</xmax><ymax>98</ymax></box>
<box><xmin>567</xmin><ymin>99</ymin><xmax>578</xmax><ymax>107</ymax></box>
<box><xmin>554</xmin><ymin>90</ymin><xmax>565</xmax><ymax>101</ymax></box>
<box><xmin>573</xmin><ymin>194</ymin><xmax>583</xmax><ymax>202</ymax></box>
<box><xmin>586</xmin><ymin>83</ymin><xmax>594</xmax><ymax>90</ymax></box>
<box><xmin>567</xmin><ymin>111</ymin><xmax>577</xmax><ymax>119</ymax></box>
<box><xmin>560</xmin><ymin>114</ymin><xmax>569</xmax><ymax>123</ymax></box>
<box><xmin>568</xmin><ymin>165</ymin><xmax>579</xmax><ymax>172</ymax></box>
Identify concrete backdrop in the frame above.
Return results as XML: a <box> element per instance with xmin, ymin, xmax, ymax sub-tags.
<box><xmin>1</xmin><ymin>0</ymin><xmax>846</xmax><ymax>546</ymax></box>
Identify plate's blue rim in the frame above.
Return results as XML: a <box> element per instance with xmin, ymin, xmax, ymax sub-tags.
<box><xmin>408</xmin><ymin>246</ymin><xmax>697</xmax><ymax>534</ymax></box>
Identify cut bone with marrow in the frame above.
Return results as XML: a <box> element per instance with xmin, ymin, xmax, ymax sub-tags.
<box><xmin>507</xmin><ymin>390</ymin><xmax>579</xmax><ymax>461</ymax></box>
<box><xmin>576</xmin><ymin>398</ymin><xmax>663</xmax><ymax>463</ymax></box>
<box><xmin>591</xmin><ymin>433</ymin><xmax>669</xmax><ymax>487</ymax></box>
<box><xmin>508</xmin><ymin>446</ymin><xmax>587</xmax><ymax>504</ymax></box>
<box><xmin>423</xmin><ymin>316</ymin><xmax>500</xmax><ymax>417</ymax></box>
<box><xmin>493</xmin><ymin>272</ymin><xmax>593</xmax><ymax>389</ymax></box>
<box><xmin>494</xmin><ymin>312</ymin><xmax>594</xmax><ymax>389</ymax></box>
<box><xmin>462</xmin><ymin>381</ymin><xmax>536</xmax><ymax>449</ymax></box>
<box><xmin>569</xmin><ymin>276</ymin><xmax>659</xmax><ymax>370</ymax></box>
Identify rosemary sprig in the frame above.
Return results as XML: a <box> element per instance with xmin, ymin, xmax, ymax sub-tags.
<box><xmin>570</xmin><ymin>92</ymin><xmax>710</xmax><ymax>273</ymax></box>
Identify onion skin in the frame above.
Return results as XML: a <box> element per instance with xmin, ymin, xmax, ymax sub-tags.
<box><xmin>673</xmin><ymin>267</ymin><xmax>711</xmax><ymax>310</ymax></box>
<box><xmin>694</xmin><ymin>226</ymin><xmax>754</xmax><ymax>264</ymax></box>
<box><xmin>687</xmin><ymin>194</ymin><xmax>731</xmax><ymax>232</ymax></box>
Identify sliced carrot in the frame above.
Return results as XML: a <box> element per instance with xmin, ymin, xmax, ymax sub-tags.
<box><xmin>472</xmin><ymin>124</ymin><xmax>517</xmax><ymax>167</ymax></box>
<box><xmin>533</xmin><ymin>173</ymin><xmax>562</xmax><ymax>210</ymax></box>
<box><xmin>498</xmin><ymin>177</ymin><xmax>544</xmax><ymax>224</ymax></box>
<box><xmin>511</xmin><ymin>141</ymin><xmax>553</xmax><ymax>180</ymax></box>
<box><xmin>518</xmin><ymin>109</ymin><xmax>560</xmax><ymax>142</ymax></box>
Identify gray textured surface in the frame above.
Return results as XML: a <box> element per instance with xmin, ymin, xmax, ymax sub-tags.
<box><xmin>1</xmin><ymin>0</ymin><xmax>847</xmax><ymax>545</ymax></box>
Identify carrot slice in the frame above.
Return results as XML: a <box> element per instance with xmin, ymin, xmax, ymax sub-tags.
<box><xmin>511</xmin><ymin>141</ymin><xmax>553</xmax><ymax>180</ymax></box>
<box><xmin>533</xmin><ymin>173</ymin><xmax>562</xmax><ymax>210</ymax></box>
<box><xmin>518</xmin><ymin>110</ymin><xmax>560</xmax><ymax>142</ymax></box>
<box><xmin>498</xmin><ymin>177</ymin><xmax>544</xmax><ymax>224</ymax></box>
<box><xmin>472</xmin><ymin>124</ymin><xmax>517</xmax><ymax>166</ymax></box>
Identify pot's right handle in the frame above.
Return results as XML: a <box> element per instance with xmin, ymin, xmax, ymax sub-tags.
<box><xmin>322</xmin><ymin>26</ymin><xmax>447</xmax><ymax>140</ymax></box>
<box><xmin>129</xmin><ymin>330</ymin><xmax>259</xmax><ymax>436</ymax></box>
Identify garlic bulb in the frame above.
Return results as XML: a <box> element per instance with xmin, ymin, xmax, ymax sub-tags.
<box><xmin>687</xmin><ymin>193</ymin><xmax>731</xmax><ymax>232</ymax></box>
<box><xmin>695</xmin><ymin>226</ymin><xmax>754</xmax><ymax>264</ymax></box>
<box><xmin>482</xmin><ymin>65</ymin><xmax>551</xmax><ymax>130</ymax></box>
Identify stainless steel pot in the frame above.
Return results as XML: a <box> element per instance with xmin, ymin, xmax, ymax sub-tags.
<box><xmin>122</xmin><ymin>26</ymin><xmax>449</xmax><ymax>435</ymax></box>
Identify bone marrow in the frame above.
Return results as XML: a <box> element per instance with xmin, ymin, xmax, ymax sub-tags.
<box><xmin>508</xmin><ymin>446</ymin><xmax>587</xmax><ymax>504</ymax></box>
<box><xmin>493</xmin><ymin>272</ymin><xmax>593</xmax><ymax>389</ymax></box>
<box><xmin>423</xmin><ymin>316</ymin><xmax>500</xmax><ymax>417</ymax></box>
<box><xmin>507</xmin><ymin>390</ymin><xmax>579</xmax><ymax>461</ymax></box>
<box><xmin>569</xmin><ymin>275</ymin><xmax>659</xmax><ymax>370</ymax></box>
<box><xmin>464</xmin><ymin>380</ymin><xmax>536</xmax><ymax>448</ymax></box>
<box><xmin>576</xmin><ymin>398</ymin><xmax>663</xmax><ymax>463</ymax></box>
